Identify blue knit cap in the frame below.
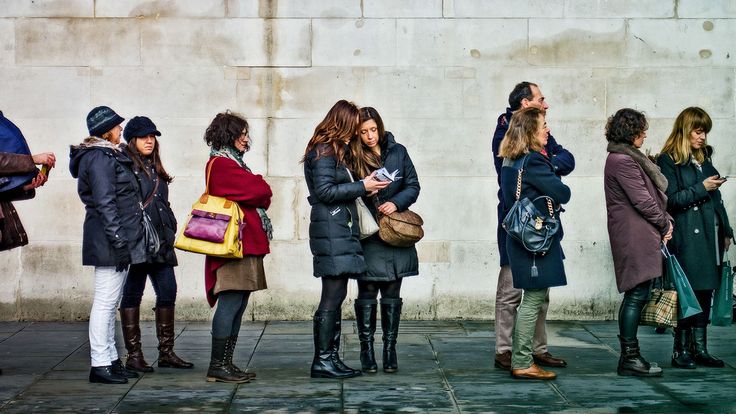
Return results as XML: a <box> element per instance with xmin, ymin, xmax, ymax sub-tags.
<box><xmin>86</xmin><ymin>106</ymin><xmax>124</xmax><ymax>137</ymax></box>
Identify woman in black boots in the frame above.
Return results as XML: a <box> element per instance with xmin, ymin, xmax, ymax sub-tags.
<box><xmin>349</xmin><ymin>107</ymin><xmax>420</xmax><ymax>373</ymax></box>
<box><xmin>657</xmin><ymin>107</ymin><xmax>733</xmax><ymax>369</ymax></box>
<box><xmin>303</xmin><ymin>100</ymin><xmax>389</xmax><ymax>379</ymax></box>
<box><xmin>119</xmin><ymin>116</ymin><xmax>192</xmax><ymax>373</ymax></box>
<box><xmin>604</xmin><ymin>108</ymin><xmax>671</xmax><ymax>377</ymax></box>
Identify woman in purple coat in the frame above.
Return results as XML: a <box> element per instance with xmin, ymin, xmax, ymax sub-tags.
<box><xmin>604</xmin><ymin>108</ymin><xmax>672</xmax><ymax>377</ymax></box>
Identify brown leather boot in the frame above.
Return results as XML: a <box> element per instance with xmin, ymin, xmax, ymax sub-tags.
<box><xmin>120</xmin><ymin>307</ymin><xmax>153</xmax><ymax>373</ymax></box>
<box><xmin>154</xmin><ymin>306</ymin><xmax>193</xmax><ymax>369</ymax></box>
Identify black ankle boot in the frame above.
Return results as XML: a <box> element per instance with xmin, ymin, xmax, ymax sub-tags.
<box><xmin>617</xmin><ymin>336</ymin><xmax>662</xmax><ymax>377</ymax></box>
<box><xmin>381</xmin><ymin>298</ymin><xmax>402</xmax><ymax>373</ymax></box>
<box><xmin>355</xmin><ymin>299</ymin><xmax>378</xmax><ymax>373</ymax></box>
<box><xmin>111</xmin><ymin>358</ymin><xmax>140</xmax><ymax>378</ymax></box>
<box><xmin>691</xmin><ymin>327</ymin><xmax>724</xmax><ymax>367</ymax></box>
<box><xmin>671</xmin><ymin>327</ymin><xmax>696</xmax><ymax>369</ymax></box>
<box><xmin>207</xmin><ymin>336</ymin><xmax>249</xmax><ymax>383</ymax></box>
<box><xmin>311</xmin><ymin>310</ymin><xmax>361</xmax><ymax>379</ymax></box>
<box><xmin>89</xmin><ymin>365</ymin><xmax>128</xmax><ymax>384</ymax></box>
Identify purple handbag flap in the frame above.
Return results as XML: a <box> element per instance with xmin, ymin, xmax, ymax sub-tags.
<box><xmin>184</xmin><ymin>215</ymin><xmax>228</xmax><ymax>243</ymax></box>
<box><xmin>190</xmin><ymin>209</ymin><xmax>231</xmax><ymax>221</ymax></box>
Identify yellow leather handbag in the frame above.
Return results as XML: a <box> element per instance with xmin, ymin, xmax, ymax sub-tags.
<box><xmin>174</xmin><ymin>159</ymin><xmax>244</xmax><ymax>259</ymax></box>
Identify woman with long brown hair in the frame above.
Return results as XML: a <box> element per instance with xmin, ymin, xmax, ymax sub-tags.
<box><xmin>349</xmin><ymin>107</ymin><xmax>420</xmax><ymax>374</ymax></box>
<box><xmin>303</xmin><ymin>100</ymin><xmax>389</xmax><ymax>379</ymax></box>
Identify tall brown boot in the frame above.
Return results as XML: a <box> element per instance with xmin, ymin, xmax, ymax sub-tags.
<box><xmin>120</xmin><ymin>307</ymin><xmax>153</xmax><ymax>373</ymax></box>
<box><xmin>154</xmin><ymin>306</ymin><xmax>193</xmax><ymax>369</ymax></box>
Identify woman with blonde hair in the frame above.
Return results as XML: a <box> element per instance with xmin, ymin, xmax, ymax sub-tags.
<box><xmin>303</xmin><ymin>100</ymin><xmax>389</xmax><ymax>379</ymax></box>
<box><xmin>498</xmin><ymin>107</ymin><xmax>570</xmax><ymax>380</ymax></box>
<box><xmin>657</xmin><ymin>107</ymin><xmax>733</xmax><ymax>369</ymax></box>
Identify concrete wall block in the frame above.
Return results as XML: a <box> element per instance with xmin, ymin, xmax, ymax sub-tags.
<box><xmin>396</xmin><ymin>19</ymin><xmax>527</xmax><ymax>67</ymax></box>
<box><xmin>564</xmin><ymin>0</ymin><xmax>674</xmax><ymax>18</ymax></box>
<box><xmin>557</xmin><ymin>177</ymin><xmax>608</xmax><ymax>242</ymax></box>
<box><xmin>529</xmin><ymin>19</ymin><xmax>626</xmax><ymax>66</ymax></box>
<box><xmin>601</xmin><ymin>68</ymin><xmax>735</xmax><ymax>118</ymax></box>
<box><xmin>15</xmin><ymin>19</ymin><xmax>140</xmax><ymax>66</ymax></box>
<box><xmin>227</xmin><ymin>0</ymin><xmax>361</xmax><ymax>18</ymax></box>
<box><xmin>450</xmin><ymin>0</ymin><xmax>564</xmax><ymax>18</ymax></box>
<box><xmin>265</xmin><ymin>178</ymin><xmax>298</xmax><ymax>241</ymax></box>
<box><xmin>0</xmin><ymin>67</ymin><xmax>91</xmax><ymax>119</ymax></box>
<box><xmin>707</xmin><ymin>119</ymin><xmax>736</xmax><ymax>175</ymax></box>
<box><xmin>264</xmin><ymin>241</ymin><xmax>320</xmax><ymax>290</ymax></box>
<box><xmin>8</xmin><ymin>117</ymin><xmax>87</xmax><ymax>176</ymax></box>
<box><xmin>545</xmin><ymin>120</ymin><xmax>606</xmax><ymax>178</ymax></box>
<box><xmin>91</xmin><ymin>67</ymin><xmax>237</xmax><ymax>119</ymax></box>
<box><xmin>435</xmin><ymin>241</ymin><xmax>496</xmax><ymax>295</ymax></box>
<box><xmin>678</xmin><ymin>0</ymin><xmax>736</xmax><ymax>18</ymax></box>
<box><xmin>388</xmin><ymin>118</ymin><xmax>493</xmax><ymax>177</ymax></box>
<box><xmin>18</xmin><ymin>243</ymin><xmax>90</xmax><ymax>299</ymax></box>
<box><xmin>0</xmin><ymin>20</ymin><xmax>14</xmax><ymax>65</ymax></box>
<box><xmin>627</xmin><ymin>19</ymin><xmax>736</xmax><ymax>67</ymax></box>
<box><xmin>14</xmin><ymin>180</ymin><xmax>85</xmax><ymax>242</ymax></box>
<box><xmin>414</xmin><ymin>177</ymin><xmax>495</xmax><ymax>241</ymax></box>
<box><xmin>142</xmin><ymin>19</ymin><xmax>310</xmax><ymax>67</ymax></box>
<box><xmin>267</xmin><ymin>118</ymin><xmax>314</xmax><ymax>177</ymax></box>
<box><xmin>296</xmin><ymin>182</ymin><xmax>311</xmax><ymax>241</ymax></box>
<box><xmin>0</xmin><ymin>1</ymin><xmax>93</xmax><ymax>17</ymax></box>
<box><xmin>0</xmin><ymin>250</ymin><xmax>21</xmax><ymax>303</ymax></box>
<box><xmin>417</xmin><ymin>241</ymin><xmax>451</xmax><ymax>263</ymax></box>
<box><xmin>96</xmin><ymin>0</ymin><xmax>226</xmax><ymax>17</ymax></box>
<box><xmin>312</xmin><ymin>19</ymin><xmax>397</xmax><ymax>66</ymax></box>
<box><xmin>146</xmin><ymin>118</ymin><xmax>212</xmax><ymax>178</ymax></box>
<box><xmin>364</xmin><ymin>0</ymin><xmax>443</xmax><ymax>17</ymax></box>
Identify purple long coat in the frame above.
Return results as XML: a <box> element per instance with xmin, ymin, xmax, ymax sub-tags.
<box><xmin>604</xmin><ymin>153</ymin><xmax>671</xmax><ymax>293</ymax></box>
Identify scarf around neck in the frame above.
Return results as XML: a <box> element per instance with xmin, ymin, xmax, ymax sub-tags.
<box><xmin>607</xmin><ymin>142</ymin><xmax>668</xmax><ymax>192</ymax></box>
<box><xmin>210</xmin><ymin>146</ymin><xmax>273</xmax><ymax>240</ymax></box>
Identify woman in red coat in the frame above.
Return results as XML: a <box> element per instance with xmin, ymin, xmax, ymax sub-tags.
<box><xmin>203</xmin><ymin>112</ymin><xmax>273</xmax><ymax>383</ymax></box>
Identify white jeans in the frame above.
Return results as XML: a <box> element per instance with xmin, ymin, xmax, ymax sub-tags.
<box><xmin>89</xmin><ymin>266</ymin><xmax>127</xmax><ymax>367</ymax></box>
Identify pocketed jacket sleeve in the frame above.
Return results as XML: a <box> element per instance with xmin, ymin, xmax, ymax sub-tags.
<box><xmin>305</xmin><ymin>146</ymin><xmax>366</xmax><ymax>204</ymax></box>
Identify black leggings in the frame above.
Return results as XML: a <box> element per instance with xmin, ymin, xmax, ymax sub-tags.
<box><xmin>618</xmin><ymin>280</ymin><xmax>652</xmax><ymax>340</ymax></box>
<box><xmin>357</xmin><ymin>279</ymin><xmax>403</xmax><ymax>300</ymax></box>
<box><xmin>212</xmin><ymin>290</ymin><xmax>251</xmax><ymax>338</ymax></box>
<box><xmin>677</xmin><ymin>289</ymin><xmax>714</xmax><ymax>329</ymax></box>
<box><xmin>317</xmin><ymin>277</ymin><xmax>349</xmax><ymax>312</ymax></box>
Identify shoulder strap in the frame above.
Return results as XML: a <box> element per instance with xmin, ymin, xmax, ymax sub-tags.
<box><xmin>513</xmin><ymin>155</ymin><xmax>529</xmax><ymax>201</ymax></box>
<box><xmin>205</xmin><ymin>157</ymin><xmax>217</xmax><ymax>194</ymax></box>
<box><xmin>142</xmin><ymin>175</ymin><xmax>159</xmax><ymax>208</ymax></box>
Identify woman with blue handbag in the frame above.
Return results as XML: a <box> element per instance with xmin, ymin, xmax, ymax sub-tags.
<box><xmin>657</xmin><ymin>107</ymin><xmax>733</xmax><ymax>369</ymax></box>
<box><xmin>498</xmin><ymin>107</ymin><xmax>571</xmax><ymax>380</ymax></box>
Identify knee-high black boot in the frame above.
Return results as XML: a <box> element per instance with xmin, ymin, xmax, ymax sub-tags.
<box><xmin>355</xmin><ymin>299</ymin><xmax>378</xmax><ymax>373</ymax></box>
<box><xmin>381</xmin><ymin>298</ymin><xmax>402</xmax><ymax>373</ymax></box>
<box><xmin>311</xmin><ymin>310</ymin><xmax>361</xmax><ymax>379</ymax></box>
<box><xmin>692</xmin><ymin>326</ymin><xmax>724</xmax><ymax>367</ymax></box>
<box><xmin>331</xmin><ymin>308</ymin><xmax>361</xmax><ymax>376</ymax></box>
<box><xmin>671</xmin><ymin>327</ymin><xmax>696</xmax><ymax>369</ymax></box>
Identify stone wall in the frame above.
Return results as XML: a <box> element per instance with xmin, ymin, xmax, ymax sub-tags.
<box><xmin>1</xmin><ymin>0</ymin><xmax>734</xmax><ymax>321</ymax></box>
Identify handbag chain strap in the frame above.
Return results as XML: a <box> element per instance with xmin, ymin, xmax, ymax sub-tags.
<box><xmin>514</xmin><ymin>155</ymin><xmax>555</xmax><ymax>217</ymax></box>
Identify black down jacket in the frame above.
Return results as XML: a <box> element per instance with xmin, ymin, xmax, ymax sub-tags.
<box><xmin>304</xmin><ymin>144</ymin><xmax>368</xmax><ymax>278</ymax></box>
<box><xmin>358</xmin><ymin>132</ymin><xmax>421</xmax><ymax>281</ymax></box>
<box><xmin>69</xmin><ymin>138</ymin><xmax>146</xmax><ymax>266</ymax></box>
<box><xmin>132</xmin><ymin>160</ymin><xmax>178</xmax><ymax>266</ymax></box>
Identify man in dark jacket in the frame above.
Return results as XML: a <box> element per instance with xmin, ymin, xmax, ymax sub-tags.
<box><xmin>491</xmin><ymin>82</ymin><xmax>575</xmax><ymax>370</ymax></box>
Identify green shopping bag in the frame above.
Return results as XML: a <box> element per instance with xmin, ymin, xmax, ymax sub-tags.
<box><xmin>662</xmin><ymin>244</ymin><xmax>702</xmax><ymax>319</ymax></box>
<box><xmin>711</xmin><ymin>259</ymin><xmax>734</xmax><ymax>326</ymax></box>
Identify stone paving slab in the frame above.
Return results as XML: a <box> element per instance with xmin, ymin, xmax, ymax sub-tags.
<box><xmin>1</xmin><ymin>320</ymin><xmax>735</xmax><ymax>413</ymax></box>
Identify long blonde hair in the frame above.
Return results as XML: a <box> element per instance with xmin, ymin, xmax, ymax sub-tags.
<box><xmin>498</xmin><ymin>107</ymin><xmax>544</xmax><ymax>160</ymax></box>
<box><xmin>660</xmin><ymin>107</ymin><xmax>712</xmax><ymax>165</ymax></box>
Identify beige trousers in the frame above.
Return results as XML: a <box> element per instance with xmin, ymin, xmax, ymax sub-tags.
<box><xmin>494</xmin><ymin>265</ymin><xmax>549</xmax><ymax>355</ymax></box>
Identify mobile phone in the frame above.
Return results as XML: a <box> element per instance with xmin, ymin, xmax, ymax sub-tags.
<box><xmin>41</xmin><ymin>164</ymin><xmax>50</xmax><ymax>177</ymax></box>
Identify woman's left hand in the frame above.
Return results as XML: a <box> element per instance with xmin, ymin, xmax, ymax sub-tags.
<box><xmin>377</xmin><ymin>201</ymin><xmax>397</xmax><ymax>215</ymax></box>
<box><xmin>725</xmin><ymin>237</ymin><xmax>732</xmax><ymax>252</ymax></box>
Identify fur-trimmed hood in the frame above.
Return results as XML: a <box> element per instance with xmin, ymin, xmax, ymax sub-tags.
<box><xmin>68</xmin><ymin>137</ymin><xmax>125</xmax><ymax>178</ymax></box>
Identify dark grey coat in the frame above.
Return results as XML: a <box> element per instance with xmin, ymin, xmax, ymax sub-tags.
<box><xmin>500</xmin><ymin>152</ymin><xmax>571</xmax><ymax>289</ymax></box>
<box><xmin>358</xmin><ymin>132</ymin><xmax>420</xmax><ymax>282</ymax></box>
<box><xmin>69</xmin><ymin>138</ymin><xmax>146</xmax><ymax>266</ymax></box>
<box><xmin>657</xmin><ymin>150</ymin><xmax>733</xmax><ymax>290</ymax></box>
<box><xmin>304</xmin><ymin>144</ymin><xmax>367</xmax><ymax>278</ymax></box>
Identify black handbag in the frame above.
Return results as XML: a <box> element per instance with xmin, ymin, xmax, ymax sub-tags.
<box><xmin>502</xmin><ymin>156</ymin><xmax>560</xmax><ymax>255</ymax></box>
<box><xmin>140</xmin><ymin>178</ymin><xmax>161</xmax><ymax>256</ymax></box>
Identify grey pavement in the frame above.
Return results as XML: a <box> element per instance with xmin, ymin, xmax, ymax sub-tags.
<box><xmin>1</xmin><ymin>320</ymin><xmax>735</xmax><ymax>413</ymax></box>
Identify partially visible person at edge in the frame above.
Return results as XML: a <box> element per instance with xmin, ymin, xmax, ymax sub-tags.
<box><xmin>604</xmin><ymin>108</ymin><xmax>671</xmax><ymax>377</ymax></box>
<box><xmin>303</xmin><ymin>100</ymin><xmax>390</xmax><ymax>379</ymax></box>
<box><xmin>349</xmin><ymin>107</ymin><xmax>420</xmax><ymax>374</ymax></box>
<box><xmin>203</xmin><ymin>111</ymin><xmax>273</xmax><ymax>384</ymax></box>
<box><xmin>118</xmin><ymin>116</ymin><xmax>192</xmax><ymax>374</ymax></box>
<box><xmin>498</xmin><ymin>107</ymin><xmax>571</xmax><ymax>380</ymax></box>
<box><xmin>657</xmin><ymin>107</ymin><xmax>733</xmax><ymax>370</ymax></box>
<box><xmin>491</xmin><ymin>81</ymin><xmax>574</xmax><ymax>371</ymax></box>
<box><xmin>0</xmin><ymin>111</ymin><xmax>56</xmax><ymax>376</ymax></box>
<box><xmin>69</xmin><ymin>106</ymin><xmax>145</xmax><ymax>384</ymax></box>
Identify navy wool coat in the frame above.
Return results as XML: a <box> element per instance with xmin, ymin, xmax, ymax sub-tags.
<box><xmin>500</xmin><ymin>151</ymin><xmax>571</xmax><ymax>289</ymax></box>
<box><xmin>304</xmin><ymin>144</ymin><xmax>368</xmax><ymax>278</ymax></box>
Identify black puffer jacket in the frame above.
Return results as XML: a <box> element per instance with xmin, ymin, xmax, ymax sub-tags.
<box><xmin>304</xmin><ymin>144</ymin><xmax>367</xmax><ymax>278</ymax></box>
<box><xmin>69</xmin><ymin>138</ymin><xmax>146</xmax><ymax>266</ymax></box>
<box><xmin>133</xmin><ymin>160</ymin><xmax>178</xmax><ymax>266</ymax></box>
<box><xmin>359</xmin><ymin>132</ymin><xmax>421</xmax><ymax>281</ymax></box>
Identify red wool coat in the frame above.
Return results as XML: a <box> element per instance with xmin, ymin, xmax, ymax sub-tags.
<box><xmin>203</xmin><ymin>156</ymin><xmax>272</xmax><ymax>307</ymax></box>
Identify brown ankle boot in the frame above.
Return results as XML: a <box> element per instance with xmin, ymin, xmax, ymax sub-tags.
<box><xmin>154</xmin><ymin>306</ymin><xmax>193</xmax><ymax>369</ymax></box>
<box><xmin>120</xmin><ymin>307</ymin><xmax>153</xmax><ymax>373</ymax></box>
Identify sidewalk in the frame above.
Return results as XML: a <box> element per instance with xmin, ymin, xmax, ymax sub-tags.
<box><xmin>1</xmin><ymin>320</ymin><xmax>734</xmax><ymax>413</ymax></box>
